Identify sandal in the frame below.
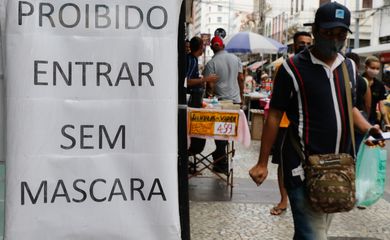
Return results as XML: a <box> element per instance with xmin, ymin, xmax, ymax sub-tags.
<box><xmin>270</xmin><ymin>206</ymin><xmax>287</xmax><ymax>215</ymax></box>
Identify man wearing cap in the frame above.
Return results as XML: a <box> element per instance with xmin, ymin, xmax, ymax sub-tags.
<box><xmin>249</xmin><ymin>2</ymin><xmax>382</xmax><ymax>239</ymax></box>
<box><xmin>204</xmin><ymin>35</ymin><xmax>244</xmax><ymax>173</ymax></box>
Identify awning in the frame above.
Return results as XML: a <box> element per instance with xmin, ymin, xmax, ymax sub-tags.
<box><xmin>247</xmin><ymin>60</ymin><xmax>267</xmax><ymax>71</ymax></box>
<box><xmin>264</xmin><ymin>56</ymin><xmax>288</xmax><ymax>69</ymax></box>
<box><xmin>352</xmin><ymin>43</ymin><xmax>390</xmax><ymax>56</ymax></box>
<box><xmin>269</xmin><ymin>56</ymin><xmax>284</xmax><ymax>68</ymax></box>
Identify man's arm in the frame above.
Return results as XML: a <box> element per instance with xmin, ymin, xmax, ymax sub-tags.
<box><xmin>249</xmin><ymin>107</ymin><xmax>283</xmax><ymax>186</ymax></box>
<box><xmin>353</xmin><ymin>107</ymin><xmax>385</xmax><ymax>147</ymax></box>
<box><xmin>237</xmin><ymin>72</ymin><xmax>244</xmax><ymax>104</ymax></box>
<box><xmin>187</xmin><ymin>75</ymin><xmax>218</xmax><ymax>87</ymax></box>
<box><xmin>353</xmin><ymin>107</ymin><xmax>372</xmax><ymax>133</ymax></box>
<box><xmin>363</xmin><ymin>86</ymin><xmax>372</xmax><ymax>118</ymax></box>
<box><xmin>204</xmin><ymin>63</ymin><xmax>216</xmax><ymax>97</ymax></box>
<box><xmin>187</xmin><ymin>57</ymin><xmax>218</xmax><ymax>87</ymax></box>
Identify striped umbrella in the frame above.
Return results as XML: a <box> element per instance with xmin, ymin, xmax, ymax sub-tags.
<box><xmin>225</xmin><ymin>31</ymin><xmax>287</xmax><ymax>54</ymax></box>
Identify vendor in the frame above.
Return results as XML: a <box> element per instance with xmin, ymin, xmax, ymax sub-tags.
<box><xmin>186</xmin><ymin>36</ymin><xmax>218</xmax><ymax>156</ymax></box>
<box><xmin>244</xmin><ymin>68</ymin><xmax>257</xmax><ymax>93</ymax></box>
<box><xmin>260</xmin><ymin>73</ymin><xmax>272</xmax><ymax>93</ymax></box>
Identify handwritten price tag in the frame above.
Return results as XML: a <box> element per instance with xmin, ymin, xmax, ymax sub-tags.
<box><xmin>214</xmin><ymin>122</ymin><xmax>236</xmax><ymax>136</ymax></box>
<box><xmin>188</xmin><ymin>110</ymin><xmax>239</xmax><ymax>137</ymax></box>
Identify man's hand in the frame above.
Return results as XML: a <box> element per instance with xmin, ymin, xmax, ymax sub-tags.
<box><xmin>365</xmin><ymin>125</ymin><xmax>386</xmax><ymax>147</ymax></box>
<box><xmin>249</xmin><ymin>164</ymin><xmax>268</xmax><ymax>186</ymax></box>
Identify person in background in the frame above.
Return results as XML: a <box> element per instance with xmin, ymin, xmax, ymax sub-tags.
<box><xmin>204</xmin><ymin>36</ymin><xmax>244</xmax><ymax>173</ymax></box>
<box><xmin>244</xmin><ymin>67</ymin><xmax>257</xmax><ymax>93</ymax></box>
<box><xmin>186</xmin><ymin>36</ymin><xmax>218</xmax><ymax>157</ymax></box>
<box><xmin>293</xmin><ymin>31</ymin><xmax>312</xmax><ymax>53</ymax></box>
<box><xmin>346</xmin><ymin>52</ymin><xmax>372</xmax><ymax>150</ymax></box>
<box><xmin>383</xmin><ymin>71</ymin><xmax>390</xmax><ymax>130</ymax></box>
<box><xmin>260</xmin><ymin>73</ymin><xmax>271</xmax><ymax>93</ymax></box>
<box><xmin>270</xmin><ymin>31</ymin><xmax>312</xmax><ymax>216</ymax></box>
<box><xmin>185</xmin><ymin>39</ymin><xmax>191</xmax><ymax>54</ymax></box>
<box><xmin>362</xmin><ymin>56</ymin><xmax>387</xmax><ymax>127</ymax></box>
<box><xmin>249</xmin><ymin>2</ymin><xmax>382</xmax><ymax>239</ymax></box>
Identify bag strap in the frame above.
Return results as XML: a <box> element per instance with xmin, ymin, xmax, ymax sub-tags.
<box><xmin>342</xmin><ymin>61</ymin><xmax>356</xmax><ymax>155</ymax></box>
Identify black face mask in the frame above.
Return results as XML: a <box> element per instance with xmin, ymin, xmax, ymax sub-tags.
<box><xmin>295</xmin><ymin>45</ymin><xmax>307</xmax><ymax>54</ymax></box>
<box><xmin>313</xmin><ymin>32</ymin><xmax>345</xmax><ymax>59</ymax></box>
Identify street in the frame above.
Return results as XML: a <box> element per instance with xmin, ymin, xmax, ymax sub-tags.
<box><xmin>189</xmin><ymin>140</ymin><xmax>390</xmax><ymax>240</ymax></box>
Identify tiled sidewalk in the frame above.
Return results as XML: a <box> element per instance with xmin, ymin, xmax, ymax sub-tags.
<box><xmin>189</xmin><ymin>140</ymin><xmax>390</xmax><ymax>240</ymax></box>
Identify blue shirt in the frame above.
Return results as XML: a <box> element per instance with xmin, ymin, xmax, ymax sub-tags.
<box><xmin>186</xmin><ymin>54</ymin><xmax>202</xmax><ymax>91</ymax></box>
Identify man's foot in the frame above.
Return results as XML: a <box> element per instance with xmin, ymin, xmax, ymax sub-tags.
<box><xmin>270</xmin><ymin>206</ymin><xmax>287</xmax><ymax>215</ymax></box>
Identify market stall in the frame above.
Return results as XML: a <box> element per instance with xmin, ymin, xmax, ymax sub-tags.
<box><xmin>187</xmin><ymin>107</ymin><xmax>250</xmax><ymax>198</ymax></box>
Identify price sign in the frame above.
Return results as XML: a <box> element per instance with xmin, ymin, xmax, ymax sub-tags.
<box><xmin>214</xmin><ymin>122</ymin><xmax>236</xmax><ymax>136</ymax></box>
<box><xmin>188</xmin><ymin>110</ymin><xmax>239</xmax><ymax>137</ymax></box>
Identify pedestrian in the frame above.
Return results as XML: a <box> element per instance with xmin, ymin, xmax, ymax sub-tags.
<box><xmin>383</xmin><ymin>71</ymin><xmax>390</xmax><ymax>130</ymax></box>
<box><xmin>345</xmin><ymin>52</ymin><xmax>372</xmax><ymax>151</ymax></box>
<box><xmin>346</xmin><ymin>52</ymin><xmax>371</xmax><ymax>118</ymax></box>
<box><xmin>186</xmin><ymin>36</ymin><xmax>218</xmax><ymax>157</ymax></box>
<box><xmin>362</xmin><ymin>56</ymin><xmax>388</xmax><ymax>127</ymax></box>
<box><xmin>244</xmin><ymin>67</ymin><xmax>257</xmax><ymax>93</ymax></box>
<box><xmin>185</xmin><ymin>39</ymin><xmax>191</xmax><ymax>54</ymax></box>
<box><xmin>204</xmin><ymin>35</ymin><xmax>244</xmax><ymax>173</ymax></box>
<box><xmin>293</xmin><ymin>31</ymin><xmax>312</xmax><ymax>54</ymax></box>
<box><xmin>270</xmin><ymin>31</ymin><xmax>312</xmax><ymax>216</ymax></box>
<box><xmin>249</xmin><ymin>2</ymin><xmax>383</xmax><ymax>239</ymax></box>
<box><xmin>261</xmin><ymin>73</ymin><xmax>272</xmax><ymax>94</ymax></box>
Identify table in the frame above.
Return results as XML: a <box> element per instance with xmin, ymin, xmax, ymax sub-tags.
<box><xmin>243</xmin><ymin>92</ymin><xmax>269</xmax><ymax>122</ymax></box>
<box><xmin>187</xmin><ymin>107</ymin><xmax>251</xmax><ymax>198</ymax></box>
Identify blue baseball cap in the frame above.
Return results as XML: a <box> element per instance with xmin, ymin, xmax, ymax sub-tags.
<box><xmin>304</xmin><ymin>2</ymin><xmax>352</xmax><ymax>33</ymax></box>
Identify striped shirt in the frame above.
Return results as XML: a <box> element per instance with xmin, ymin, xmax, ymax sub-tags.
<box><xmin>270</xmin><ymin>48</ymin><xmax>356</xmax><ymax>189</ymax></box>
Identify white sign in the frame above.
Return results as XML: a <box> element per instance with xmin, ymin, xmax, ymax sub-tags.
<box><xmin>214</xmin><ymin>122</ymin><xmax>236</xmax><ymax>136</ymax></box>
<box><xmin>2</xmin><ymin>0</ymin><xmax>181</xmax><ymax>239</ymax></box>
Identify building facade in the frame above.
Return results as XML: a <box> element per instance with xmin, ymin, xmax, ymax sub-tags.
<box><xmin>188</xmin><ymin>0</ymin><xmax>255</xmax><ymax>64</ymax></box>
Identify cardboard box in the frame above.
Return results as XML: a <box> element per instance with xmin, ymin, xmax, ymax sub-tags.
<box><xmin>250</xmin><ymin>109</ymin><xmax>264</xmax><ymax>140</ymax></box>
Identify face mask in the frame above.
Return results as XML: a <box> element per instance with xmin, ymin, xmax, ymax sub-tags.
<box><xmin>366</xmin><ymin>67</ymin><xmax>380</xmax><ymax>78</ymax></box>
<box><xmin>314</xmin><ymin>33</ymin><xmax>345</xmax><ymax>59</ymax></box>
<box><xmin>295</xmin><ymin>45</ymin><xmax>307</xmax><ymax>54</ymax></box>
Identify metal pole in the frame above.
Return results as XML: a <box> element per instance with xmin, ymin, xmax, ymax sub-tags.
<box><xmin>354</xmin><ymin>0</ymin><xmax>360</xmax><ymax>49</ymax></box>
<box><xmin>178</xmin><ymin>2</ymin><xmax>190</xmax><ymax>240</ymax></box>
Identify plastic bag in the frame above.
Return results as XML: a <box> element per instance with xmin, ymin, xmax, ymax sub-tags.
<box><xmin>355</xmin><ymin>140</ymin><xmax>387</xmax><ymax>207</ymax></box>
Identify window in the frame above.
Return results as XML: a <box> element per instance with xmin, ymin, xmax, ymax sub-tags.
<box><xmin>291</xmin><ymin>0</ymin><xmax>294</xmax><ymax>15</ymax></box>
<box><xmin>296</xmin><ymin>0</ymin><xmax>299</xmax><ymax>13</ymax></box>
<box><xmin>217</xmin><ymin>17</ymin><xmax>222</xmax><ymax>23</ymax></box>
<box><xmin>362</xmin><ymin>0</ymin><xmax>372</xmax><ymax>8</ymax></box>
<box><xmin>218</xmin><ymin>5</ymin><xmax>222</xmax><ymax>11</ymax></box>
<box><xmin>301</xmin><ymin>0</ymin><xmax>304</xmax><ymax>11</ymax></box>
